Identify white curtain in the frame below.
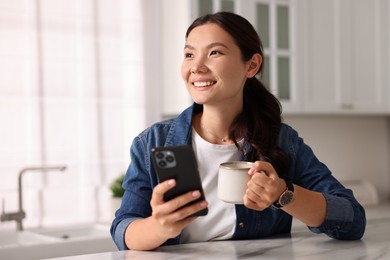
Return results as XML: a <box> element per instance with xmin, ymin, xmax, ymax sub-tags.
<box><xmin>0</xmin><ymin>0</ymin><xmax>161</xmax><ymax>229</ymax></box>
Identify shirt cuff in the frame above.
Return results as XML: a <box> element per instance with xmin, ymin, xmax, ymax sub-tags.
<box><xmin>113</xmin><ymin>217</ymin><xmax>138</xmax><ymax>250</ymax></box>
<box><xmin>309</xmin><ymin>194</ymin><xmax>354</xmax><ymax>234</ymax></box>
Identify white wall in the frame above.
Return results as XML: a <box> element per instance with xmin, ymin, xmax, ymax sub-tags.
<box><xmin>284</xmin><ymin>115</ymin><xmax>390</xmax><ymax>202</ymax></box>
<box><xmin>161</xmin><ymin>0</ymin><xmax>193</xmax><ymax>116</ymax></box>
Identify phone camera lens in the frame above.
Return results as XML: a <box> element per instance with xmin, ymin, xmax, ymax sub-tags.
<box><xmin>156</xmin><ymin>152</ymin><xmax>164</xmax><ymax>159</ymax></box>
<box><xmin>165</xmin><ymin>155</ymin><xmax>174</xmax><ymax>163</ymax></box>
<box><xmin>158</xmin><ymin>160</ymin><xmax>167</xmax><ymax>167</ymax></box>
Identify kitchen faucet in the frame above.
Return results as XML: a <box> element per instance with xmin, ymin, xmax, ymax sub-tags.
<box><xmin>0</xmin><ymin>165</ymin><xmax>67</xmax><ymax>231</ymax></box>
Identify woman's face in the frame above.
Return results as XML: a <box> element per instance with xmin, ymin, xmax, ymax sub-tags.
<box><xmin>181</xmin><ymin>23</ymin><xmax>255</xmax><ymax>107</ymax></box>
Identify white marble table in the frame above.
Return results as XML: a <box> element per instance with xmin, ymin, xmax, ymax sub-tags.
<box><xmin>49</xmin><ymin>214</ymin><xmax>390</xmax><ymax>260</ymax></box>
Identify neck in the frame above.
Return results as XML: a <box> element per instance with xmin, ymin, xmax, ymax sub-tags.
<box><xmin>200</xmin><ymin>121</ymin><xmax>229</xmax><ymax>143</ymax></box>
<box><xmin>202</xmin><ymin>104</ymin><xmax>241</xmax><ymax>128</ymax></box>
<box><xmin>194</xmin><ymin>106</ymin><xmax>241</xmax><ymax>144</ymax></box>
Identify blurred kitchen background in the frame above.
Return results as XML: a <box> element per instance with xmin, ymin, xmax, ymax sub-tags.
<box><xmin>0</xmin><ymin>0</ymin><xmax>389</xmax><ymax>232</ymax></box>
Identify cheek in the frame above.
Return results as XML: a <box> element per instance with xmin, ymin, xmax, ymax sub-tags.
<box><xmin>180</xmin><ymin>65</ymin><xmax>185</xmax><ymax>80</ymax></box>
<box><xmin>181</xmin><ymin>63</ymin><xmax>190</xmax><ymax>81</ymax></box>
<box><xmin>223</xmin><ymin>65</ymin><xmax>248</xmax><ymax>84</ymax></box>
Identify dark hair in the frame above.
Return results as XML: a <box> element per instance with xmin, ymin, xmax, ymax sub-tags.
<box><xmin>186</xmin><ymin>12</ymin><xmax>289</xmax><ymax>177</ymax></box>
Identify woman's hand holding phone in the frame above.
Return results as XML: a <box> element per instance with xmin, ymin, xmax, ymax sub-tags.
<box><xmin>124</xmin><ymin>179</ymin><xmax>208</xmax><ymax>251</ymax></box>
<box><xmin>151</xmin><ymin>145</ymin><xmax>209</xmax><ymax>216</ymax></box>
<box><xmin>150</xmin><ymin>178</ymin><xmax>208</xmax><ymax>239</ymax></box>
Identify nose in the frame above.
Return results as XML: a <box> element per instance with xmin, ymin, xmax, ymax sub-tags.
<box><xmin>191</xmin><ymin>64</ymin><xmax>208</xmax><ymax>73</ymax></box>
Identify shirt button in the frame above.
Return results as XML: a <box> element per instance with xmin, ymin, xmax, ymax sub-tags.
<box><xmin>239</xmin><ymin>222</ymin><xmax>245</xmax><ymax>228</ymax></box>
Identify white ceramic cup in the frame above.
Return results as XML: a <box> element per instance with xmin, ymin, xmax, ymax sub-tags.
<box><xmin>218</xmin><ymin>161</ymin><xmax>253</xmax><ymax>204</ymax></box>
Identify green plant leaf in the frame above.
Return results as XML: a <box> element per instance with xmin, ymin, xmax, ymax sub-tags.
<box><xmin>110</xmin><ymin>174</ymin><xmax>125</xmax><ymax>197</ymax></box>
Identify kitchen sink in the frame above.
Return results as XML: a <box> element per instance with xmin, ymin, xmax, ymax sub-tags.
<box><xmin>0</xmin><ymin>224</ymin><xmax>117</xmax><ymax>260</ymax></box>
<box><xmin>31</xmin><ymin>224</ymin><xmax>110</xmax><ymax>240</ymax></box>
<box><xmin>0</xmin><ymin>230</ymin><xmax>57</xmax><ymax>248</ymax></box>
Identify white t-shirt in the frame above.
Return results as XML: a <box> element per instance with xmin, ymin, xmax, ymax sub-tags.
<box><xmin>180</xmin><ymin>128</ymin><xmax>243</xmax><ymax>243</ymax></box>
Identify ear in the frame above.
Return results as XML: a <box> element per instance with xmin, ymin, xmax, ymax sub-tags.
<box><xmin>246</xmin><ymin>53</ymin><xmax>262</xmax><ymax>78</ymax></box>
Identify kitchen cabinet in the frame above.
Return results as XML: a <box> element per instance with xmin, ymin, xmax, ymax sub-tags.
<box><xmin>299</xmin><ymin>0</ymin><xmax>389</xmax><ymax>114</ymax></box>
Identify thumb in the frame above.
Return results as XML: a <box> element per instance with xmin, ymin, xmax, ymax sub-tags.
<box><xmin>248</xmin><ymin>168</ymin><xmax>266</xmax><ymax>176</ymax></box>
<box><xmin>248</xmin><ymin>167</ymin><xmax>256</xmax><ymax>176</ymax></box>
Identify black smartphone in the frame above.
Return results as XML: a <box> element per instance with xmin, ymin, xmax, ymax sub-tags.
<box><xmin>151</xmin><ymin>145</ymin><xmax>208</xmax><ymax>216</ymax></box>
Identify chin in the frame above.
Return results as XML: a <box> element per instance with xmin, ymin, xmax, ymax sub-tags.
<box><xmin>189</xmin><ymin>95</ymin><xmax>205</xmax><ymax>104</ymax></box>
<box><xmin>192</xmin><ymin>98</ymin><xmax>207</xmax><ymax>105</ymax></box>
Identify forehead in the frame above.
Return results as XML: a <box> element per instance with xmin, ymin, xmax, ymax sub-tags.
<box><xmin>185</xmin><ymin>23</ymin><xmax>236</xmax><ymax>47</ymax></box>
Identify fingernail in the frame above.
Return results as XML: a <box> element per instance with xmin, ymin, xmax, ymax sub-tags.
<box><xmin>168</xmin><ymin>179</ymin><xmax>175</xmax><ymax>186</ymax></box>
<box><xmin>192</xmin><ymin>191</ymin><xmax>200</xmax><ymax>198</ymax></box>
<box><xmin>200</xmin><ymin>201</ymin><xmax>207</xmax><ymax>207</ymax></box>
<box><xmin>248</xmin><ymin>168</ymin><xmax>255</xmax><ymax>174</ymax></box>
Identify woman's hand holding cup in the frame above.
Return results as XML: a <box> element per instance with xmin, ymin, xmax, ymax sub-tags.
<box><xmin>244</xmin><ymin>160</ymin><xmax>286</xmax><ymax>211</ymax></box>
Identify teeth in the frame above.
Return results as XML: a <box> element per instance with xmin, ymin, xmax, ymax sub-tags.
<box><xmin>193</xmin><ymin>81</ymin><xmax>215</xmax><ymax>87</ymax></box>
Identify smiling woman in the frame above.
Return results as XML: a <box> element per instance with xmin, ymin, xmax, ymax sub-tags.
<box><xmin>111</xmin><ymin>11</ymin><xmax>365</xmax><ymax>252</ymax></box>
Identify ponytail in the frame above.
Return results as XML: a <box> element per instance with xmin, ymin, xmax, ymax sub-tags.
<box><xmin>231</xmin><ymin>77</ymin><xmax>289</xmax><ymax>176</ymax></box>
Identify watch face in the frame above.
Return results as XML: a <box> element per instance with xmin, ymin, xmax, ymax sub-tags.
<box><xmin>280</xmin><ymin>190</ymin><xmax>294</xmax><ymax>206</ymax></box>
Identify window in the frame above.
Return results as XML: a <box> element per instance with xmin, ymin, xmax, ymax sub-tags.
<box><xmin>256</xmin><ymin>1</ymin><xmax>292</xmax><ymax>100</ymax></box>
<box><xmin>197</xmin><ymin>0</ymin><xmax>234</xmax><ymax>15</ymax></box>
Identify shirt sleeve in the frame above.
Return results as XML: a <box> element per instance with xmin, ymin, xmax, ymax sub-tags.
<box><xmin>110</xmin><ymin>136</ymin><xmax>155</xmax><ymax>250</ymax></box>
<box><xmin>282</xmin><ymin>125</ymin><xmax>366</xmax><ymax>240</ymax></box>
<box><xmin>308</xmin><ymin>194</ymin><xmax>366</xmax><ymax>240</ymax></box>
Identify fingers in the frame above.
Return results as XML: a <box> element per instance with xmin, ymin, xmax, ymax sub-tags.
<box><xmin>153</xmin><ymin>195</ymin><xmax>207</xmax><ymax>239</ymax></box>
<box><xmin>151</xmin><ymin>179</ymin><xmax>176</xmax><ymax>204</ymax></box>
<box><xmin>244</xmin><ymin>160</ymin><xmax>282</xmax><ymax>210</ymax></box>
<box><xmin>151</xmin><ymin>179</ymin><xmax>207</xmax><ymax>220</ymax></box>
<box><xmin>167</xmin><ymin>198</ymin><xmax>208</xmax><ymax>222</ymax></box>
<box><xmin>149</xmin><ymin>179</ymin><xmax>208</xmax><ymax>240</ymax></box>
<box><xmin>164</xmin><ymin>190</ymin><xmax>207</xmax><ymax>218</ymax></box>
<box><xmin>244</xmin><ymin>194</ymin><xmax>269</xmax><ymax>211</ymax></box>
<box><xmin>244</xmin><ymin>184</ymin><xmax>276</xmax><ymax>210</ymax></box>
<box><xmin>248</xmin><ymin>161</ymin><xmax>277</xmax><ymax>180</ymax></box>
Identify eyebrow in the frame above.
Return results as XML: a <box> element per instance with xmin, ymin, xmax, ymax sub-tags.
<box><xmin>184</xmin><ymin>42</ymin><xmax>229</xmax><ymax>50</ymax></box>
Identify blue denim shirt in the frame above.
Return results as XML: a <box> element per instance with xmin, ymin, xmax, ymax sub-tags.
<box><xmin>111</xmin><ymin>104</ymin><xmax>366</xmax><ymax>250</ymax></box>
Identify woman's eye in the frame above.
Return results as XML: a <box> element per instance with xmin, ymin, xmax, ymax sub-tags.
<box><xmin>184</xmin><ymin>53</ymin><xmax>193</xmax><ymax>58</ymax></box>
<box><xmin>210</xmin><ymin>50</ymin><xmax>221</xmax><ymax>56</ymax></box>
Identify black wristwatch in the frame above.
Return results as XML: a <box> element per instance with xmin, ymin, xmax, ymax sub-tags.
<box><xmin>273</xmin><ymin>179</ymin><xmax>294</xmax><ymax>209</ymax></box>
